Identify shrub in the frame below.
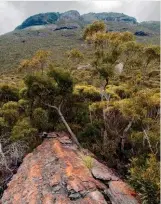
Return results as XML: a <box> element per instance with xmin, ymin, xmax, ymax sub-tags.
<box><xmin>83</xmin><ymin>156</ymin><xmax>94</xmax><ymax>169</ymax></box>
<box><xmin>106</xmin><ymin>84</ymin><xmax>131</xmax><ymax>99</ymax></box>
<box><xmin>48</xmin><ymin>67</ymin><xmax>73</xmax><ymax>94</ymax></box>
<box><xmin>1</xmin><ymin>101</ymin><xmax>19</xmax><ymax>126</ymax></box>
<box><xmin>83</xmin><ymin>21</ymin><xmax>106</xmax><ymax>39</ymax></box>
<box><xmin>0</xmin><ymin>117</ymin><xmax>8</xmax><ymax>134</ymax></box>
<box><xmin>128</xmin><ymin>154</ymin><xmax>160</xmax><ymax>204</ymax></box>
<box><xmin>19</xmin><ymin>87</ymin><xmax>28</xmax><ymax>99</ymax></box>
<box><xmin>0</xmin><ymin>85</ymin><xmax>19</xmax><ymax>103</ymax></box>
<box><xmin>2</xmin><ymin>101</ymin><xmax>19</xmax><ymax>110</ymax></box>
<box><xmin>32</xmin><ymin>107</ymin><xmax>49</xmax><ymax>130</ymax></box>
<box><xmin>67</xmin><ymin>48</ymin><xmax>84</xmax><ymax>63</ymax></box>
<box><xmin>74</xmin><ymin>85</ymin><xmax>100</xmax><ymax>101</ymax></box>
<box><xmin>78</xmin><ymin>122</ymin><xmax>102</xmax><ymax>145</ymax></box>
<box><xmin>11</xmin><ymin>118</ymin><xmax>38</xmax><ymax>142</ymax></box>
<box><xmin>18</xmin><ymin>99</ymin><xmax>30</xmax><ymax>114</ymax></box>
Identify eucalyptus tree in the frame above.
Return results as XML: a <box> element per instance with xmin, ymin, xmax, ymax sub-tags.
<box><xmin>21</xmin><ymin>66</ymin><xmax>81</xmax><ymax>148</ymax></box>
<box><xmin>83</xmin><ymin>21</ymin><xmax>135</xmax><ymax>154</ymax></box>
<box><xmin>18</xmin><ymin>50</ymin><xmax>50</xmax><ymax>75</ymax></box>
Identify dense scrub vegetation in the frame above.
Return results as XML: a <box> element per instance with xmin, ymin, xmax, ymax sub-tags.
<box><xmin>0</xmin><ymin>21</ymin><xmax>160</xmax><ymax>203</ymax></box>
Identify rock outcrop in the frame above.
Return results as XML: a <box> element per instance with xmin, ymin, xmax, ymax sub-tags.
<box><xmin>59</xmin><ymin>10</ymin><xmax>81</xmax><ymax>22</ymax></box>
<box><xmin>134</xmin><ymin>31</ymin><xmax>149</xmax><ymax>36</ymax></box>
<box><xmin>15</xmin><ymin>12</ymin><xmax>60</xmax><ymax>30</ymax></box>
<box><xmin>1</xmin><ymin>132</ymin><xmax>140</xmax><ymax>204</ymax></box>
<box><xmin>15</xmin><ymin>11</ymin><xmax>137</xmax><ymax>31</ymax></box>
<box><xmin>81</xmin><ymin>12</ymin><xmax>137</xmax><ymax>24</ymax></box>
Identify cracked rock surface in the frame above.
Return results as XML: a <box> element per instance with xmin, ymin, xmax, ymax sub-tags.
<box><xmin>1</xmin><ymin>132</ymin><xmax>140</xmax><ymax>204</ymax></box>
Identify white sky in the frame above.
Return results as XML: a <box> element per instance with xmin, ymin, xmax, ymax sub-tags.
<box><xmin>0</xmin><ymin>1</ymin><xmax>160</xmax><ymax>35</ymax></box>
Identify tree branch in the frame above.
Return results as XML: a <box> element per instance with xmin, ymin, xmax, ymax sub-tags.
<box><xmin>43</xmin><ymin>102</ymin><xmax>81</xmax><ymax>149</ymax></box>
<box><xmin>142</xmin><ymin>127</ymin><xmax>154</xmax><ymax>154</ymax></box>
<box><xmin>0</xmin><ymin>143</ymin><xmax>13</xmax><ymax>173</ymax></box>
<box><xmin>120</xmin><ymin>121</ymin><xmax>133</xmax><ymax>152</ymax></box>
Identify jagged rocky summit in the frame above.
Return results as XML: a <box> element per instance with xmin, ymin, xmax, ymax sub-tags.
<box><xmin>15</xmin><ymin>10</ymin><xmax>137</xmax><ymax>30</ymax></box>
<box><xmin>1</xmin><ymin>132</ymin><xmax>140</xmax><ymax>204</ymax></box>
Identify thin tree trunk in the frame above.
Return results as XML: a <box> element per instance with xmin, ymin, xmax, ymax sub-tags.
<box><xmin>100</xmin><ymin>80</ymin><xmax>109</xmax><ymax>150</ymax></box>
<box><xmin>142</xmin><ymin>127</ymin><xmax>154</xmax><ymax>154</ymax></box>
<box><xmin>44</xmin><ymin>103</ymin><xmax>81</xmax><ymax>149</ymax></box>
<box><xmin>121</xmin><ymin>121</ymin><xmax>133</xmax><ymax>152</ymax></box>
<box><xmin>41</xmin><ymin>63</ymin><xmax>44</xmax><ymax>75</ymax></box>
<box><xmin>89</xmin><ymin>110</ymin><xmax>93</xmax><ymax>124</ymax></box>
<box><xmin>57</xmin><ymin>107</ymin><xmax>81</xmax><ymax>149</ymax></box>
<box><xmin>0</xmin><ymin>143</ymin><xmax>12</xmax><ymax>173</ymax></box>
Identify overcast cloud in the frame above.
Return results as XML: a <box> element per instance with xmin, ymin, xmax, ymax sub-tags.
<box><xmin>0</xmin><ymin>1</ymin><xmax>160</xmax><ymax>35</ymax></box>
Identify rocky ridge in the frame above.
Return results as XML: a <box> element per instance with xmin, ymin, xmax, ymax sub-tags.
<box><xmin>15</xmin><ymin>10</ymin><xmax>137</xmax><ymax>30</ymax></box>
<box><xmin>1</xmin><ymin>132</ymin><xmax>140</xmax><ymax>204</ymax></box>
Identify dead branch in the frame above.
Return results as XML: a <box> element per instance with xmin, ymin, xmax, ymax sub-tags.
<box><xmin>142</xmin><ymin>128</ymin><xmax>154</xmax><ymax>154</ymax></box>
<box><xmin>121</xmin><ymin>121</ymin><xmax>133</xmax><ymax>152</ymax></box>
<box><xmin>43</xmin><ymin>102</ymin><xmax>81</xmax><ymax>149</ymax></box>
<box><xmin>0</xmin><ymin>143</ymin><xmax>12</xmax><ymax>173</ymax></box>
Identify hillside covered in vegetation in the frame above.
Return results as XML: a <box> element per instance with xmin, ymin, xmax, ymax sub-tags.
<box><xmin>0</xmin><ymin>20</ymin><xmax>160</xmax><ymax>204</ymax></box>
<box><xmin>0</xmin><ymin>11</ymin><xmax>160</xmax><ymax>73</ymax></box>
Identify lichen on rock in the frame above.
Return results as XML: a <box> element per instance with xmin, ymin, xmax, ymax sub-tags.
<box><xmin>1</xmin><ymin>132</ymin><xmax>140</xmax><ymax>204</ymax></box>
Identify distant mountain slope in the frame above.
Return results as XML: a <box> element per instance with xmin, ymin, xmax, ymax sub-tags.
<box><xmin>0</xmin><ymin>10</ymin><xmax>159</xmax><ymax>73</ymax></box>
<box><xmin>139</xmin><ymin>21</ymin><xmax>160</xmax><ymax>33</ymax></box>
<box><xmin>0</xmin><ymin>28</ymin><xmax>83</xmax><ymax>73</ymax></box>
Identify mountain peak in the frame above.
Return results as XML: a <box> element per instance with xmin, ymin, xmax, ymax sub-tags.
<box><xmin>59</xmin><ymin>10</ymin><xmax>81</xmax><ymax>22</ymax></box>
<box><xmin>15</xmin><ymin>10</ymin><xmax>137</xmax><ymax>30</ymax></box>
<box><xmin>15</xmin><ymin>12</ymin><xmax>60</xmax><ymax>30</ymax></box>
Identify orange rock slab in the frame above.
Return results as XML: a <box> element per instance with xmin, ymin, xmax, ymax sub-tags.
<box><xmin>1</xmin><ymin>132</ymin><xmax>140</xmax><ymax>204</ymax></box>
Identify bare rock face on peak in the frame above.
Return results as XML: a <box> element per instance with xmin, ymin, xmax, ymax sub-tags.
<box><xmin>1</xmin><ymin>132</ymin><xmax>140</xmax><ymax>204</ymax></box>
<box><xmin>15</xmin><ymin>11</ymin><xmax>138</xmax><ymax>31</ymax></box>
<box><xmin>59</xmin><ymin>10</ymin><xmax>81</xmax><ymax>22</ymax></box>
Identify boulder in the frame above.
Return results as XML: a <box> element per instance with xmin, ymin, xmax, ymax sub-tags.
<box><xmin>134</xmin><ymin>31</ymin><xmax>149</xmax><ymax>36</ymax></box>
<box><xmin>1</xmin><ymin>132</ymin><xmax>140</xmax><ymax>204</ymax></box>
